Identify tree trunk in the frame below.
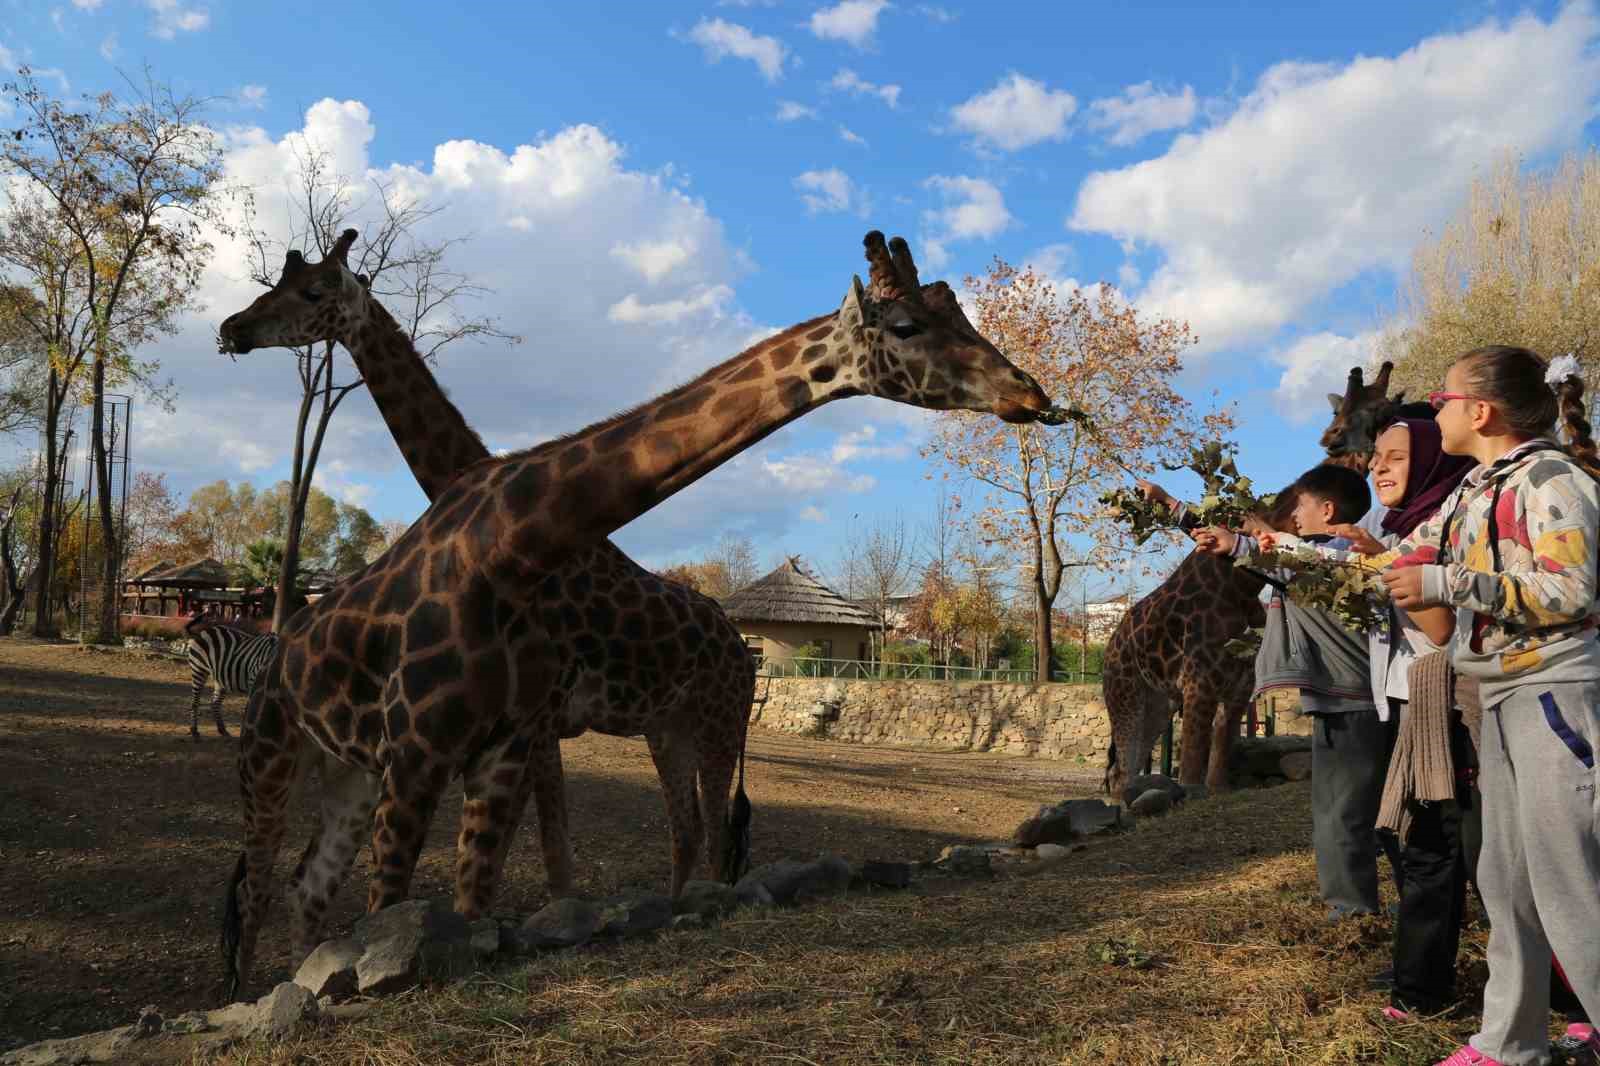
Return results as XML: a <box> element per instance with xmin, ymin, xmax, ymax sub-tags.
<box><xmin>273</xmin><ymin>346</ymin><xmax>343</xmax><ymax>632</ymax></box>
<box><xmin>88</xmin><ymin>357</ymin><xmax>120</xmax><ymax>644</ymax></box>
<box><xmin>30</xmin><ymin>370</ymin><xmax>61</xmax><ymax>637</ymax></box>
<box><xmin>0</xmin><ymin>491</ymin><xmax>25</xmax><ymax>636</ymax></box>
<box><xmin>1033</xmin><ymin>576</ymin><xmax>1056</xmax><ymax>684</ymax></box>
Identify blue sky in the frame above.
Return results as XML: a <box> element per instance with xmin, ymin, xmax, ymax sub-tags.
<box><xmin>3</xmin><ymin>0</ymin><xmax>1597</xmax><ymax>597</ymax></box>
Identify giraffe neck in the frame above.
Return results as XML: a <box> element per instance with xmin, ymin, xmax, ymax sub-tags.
<box><xmin>459</xmin><ymin>309</ymin><xmax>855</xmax><ymax>580</ymax></box>
<box><xmin>343</xmin><ymin>298</ymin><xmax>490</xmax><ymax>501</ymax></box>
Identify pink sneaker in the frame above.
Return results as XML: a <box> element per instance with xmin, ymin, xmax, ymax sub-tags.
<box><xmin>1552</xmin><ymin>1023</ymin><xmax>1600</xmax><ymax>1063</ymax></box>
<box><xmin>1433</xmin><ymin>1046</ymin><xmax>1505</xmax><ymax>1066</ymax></box>
<box><xmin>1381</xmin><ymin>1005</ymin><xmax>1410</xmax><ymax>1023</ymax></box>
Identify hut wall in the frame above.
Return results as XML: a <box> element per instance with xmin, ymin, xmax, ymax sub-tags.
<box><xmin>736</xmin><ymin>621</ymin><xmax>875</xmax><ymax>665</ymax></box>
<box><xmin>750</xmin><ymin>676</ymin><xmax>1312</xmax><ymax>762</ymax></box>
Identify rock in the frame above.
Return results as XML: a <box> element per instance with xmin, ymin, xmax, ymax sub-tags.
<box><xmin>134</xmin><ymin>1006</ymin><xmax>162</xmax><ymax>1039</ymax></box>
<box><xmin>736</xmin><ymin>879</ymin><xmax>776</xmax><ymax>907</ymax></box>
<box><xmin>253</xmin><ymin>982</ymin><xmax>320</xmax><ymax>1039</ymax></box>
<box><xmin>352</xmin><ymin>898</ymin><xmax>471</xmax><ymax>949</ymax></box>
<box><xmin>0</xmin><ymin>1027</ymin><xmax>137</xmax><ymax>1066</ymax></box>
<box><xmin>857</xmin><ymin>860</ymin><xmax>913</xmax><ymax>889</ymax></box>
<box><xmin>1034</xmin><ymin>843</ymin><xmax>1071</xmax><ymax>862</ymax></box>
<box><xmin>735</xmin><ymin>855</ymin><xmax>852</xmax><ymax>906</ymax></box>
<box><xmin>516</xmin><ymin>898</ymin><xmax>602</xmax><ymax>951</ymax></box>
<box><xmin>350</xmin><ymin>899</ymin><xmax>476</xmax><ymax>994</ymax></box>
<box><xmin>293</xmin><ymin>938</ymin><xmax>362</xmax><ymax>1000</ymax></box>
<box><xmin>1120</xmin><ymin>773</ymin><xmax>1185</xmax><ymax>808</ymax></box>
<box><xmin>1014</xmin><ymin>798</ymin><xmax>1124</xmax><ymax>846</ymax></box>
<box><xmin>1129</xmin><ymin>788</ymin><xmax>1173</xmax><ymax>817</ymax></box>
<box><xmin>1012</xmin><ymin>809</ymin><xmax>1075</xmax><ymax>847</ymax></box>
<box><xmin>597</xmin><ymin>893</ymin><xmax>674</xmax><ymax>939</ymax></box>
<box><xmin>1228</xmin><ymin>735</ymin><xmax>1313</xmax><ymax>781</ymax></box>
<box><xmin>469</xmin><ymin>918</ymin><xmax>501</xmax><ymax>957</ymax></box>
<box><xmin>1058</xmin><ymin>798</ymin><xmax>1124</xmax><ymax>836</ymax></box>
<box><xmin>356</xmin><ymin>934</ymin><xmax>423</xmax><ymax>996</ymax></box>
<box><xmin>674</xmin><ymin>880</ymin><xmax>740</xmax><ymax>919</ymax></box>
<box><xmin>934</xmin><ymin>845</ymin><xmax>992</xmax><ymax>877</ymax></box>
<box><xmin>1183</xmin><ymin>783</ymin><xmax>1210</xmax><ymax>802</ymax></box>
<box><xmin>1280</xmin><ymin>751</ymin><xmax>1313</xmax><ymax>781</ymax></box>
<box><xmin>670</xmin><ymin>913</ymin><xmax>706</xmax><ymax>931</ymax></box>
<box><xmin>1256</xmin><ymin>774</ymin><xmax>1289</xmax><ymax>789</ymax></box>
<box><xmin>162</xmin><ymin>1011</ymin><xmax>214</xmax><ymax>1036</ymax></box>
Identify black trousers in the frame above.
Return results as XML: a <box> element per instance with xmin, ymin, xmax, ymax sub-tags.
<box><xmin>1386</xmin><ymin>700</ymin><xmax>1475</xmax><ymax>1014</ymax></box>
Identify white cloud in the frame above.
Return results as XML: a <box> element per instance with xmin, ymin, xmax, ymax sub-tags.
<box><xmin>795</xmin><ymin>167</ymin><xmax>866</xmax><ymax>215</ymax></box>
<box><xmin>809</xmin><ymin>0</ymin><xmax>890</xmax><ymax>49</ymax></box>
<box><xmin>799</xmin><ymin>505</ymin><xmax>828</xmax><ymax>522</ymax></box>
<box><xmin>776</xmin><ymin>100</ymin><xmax>819</xmax><ymax>121</ymax></box>
<box><xmin>763</xmin><ymin>453</ymin><xmax>876</xmax><ymax>493</ymax></box>
<box><xmin>72</xmin><ymin>0</ymin><xmax>104</xmax><ymax>8</ymax></box>
<box><xmin>920</xmin><ymin>175</ymin><xmax>1012</xmax><ymax>265</ymax></box>
<box><xmin>828</xmin><ymin>68</ymin><xmax>900</xmax><ymax>108</ymax></box>
<box><xmin>1069</xmin><ymin>4</ymin><xmax>1600</xmax><ymax>357</ymax></box>
<box><xmin>610</xmin><ymin>238</ymin><xmax>695</xmax><ymax>284</ymax></box>
<box><xmin>916</xmin><ymin>4</ymin><xmax>956</xmax><ymax>21</ymax></box>
<box><xmin>147</xmin><ymin>0</ymin><xmax>209</xmax><ymax>38</ymax></box>
<box><xmin>1272</xmin><ymin>331</ymin><xmax>1385</xmax><ymax>421</ymax></box>
<box><xmin>237</xmin><ymin>84</ymin><xmax>268</xmax><ymax>110</ymax></box>
<box><xmin>949</xmin><ymin>73</ymin><xmax>1076</xmax><ymax>151</ymax></box>
<box><xmin>830</xmin><ymin>424</ymin><xmax>909</xmax><ymax>462</ymax></box>
<box><xmin>838</xmin><ymin>125</ymin><xmax>867</xmax><ymax>146</ymax></box>
<box><xmin>98</xmin><ymin>33</ymin><xmax>117</xmax><ymax>60</ymax></box>
<box><xmin>51</xmin><ymin>8</ymin><xmax>67</xmax><ymax>32</ymax></box>
<box><xmin>681</xmin><ymin>18</ymin><xmax>788</xmax><ymax>82</ymax></box>
<box><xmin>608</xmin><ymin>284</ymin><xmax>735</xmax><ymax>325</ymax></box>
<box><xmin>1086</xmin><ymin>82</ymin><xmax>1197</xmax><ymax>146</ymax></box>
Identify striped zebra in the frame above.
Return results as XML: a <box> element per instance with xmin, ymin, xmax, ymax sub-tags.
<box><xmin>185</xmin><ymin>621</ymin><xmax>279</xmax><ymax>739</ymax></box>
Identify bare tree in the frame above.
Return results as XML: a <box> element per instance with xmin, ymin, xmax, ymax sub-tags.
<box><xmin>238</xmin><ymin>143</ymin><xmax>520</xmax><ymax>630</ymax></box>
<box><xmin>0</xmin><ymin>67</ymin><xmax>227</xmax><ymax>640</ymax></box>
<box><xmin>846</xmin><ymin>512</ymin><xmax>914</xmax><ymax>664</ymax></box>
<box><xmin>708</xmin><ymin>531</ymin><xmax>760</xmax><ymax>596</ymax></box>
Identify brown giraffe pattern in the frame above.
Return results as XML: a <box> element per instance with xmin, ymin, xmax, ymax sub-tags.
<box><xmin>215</xmin><ymin>230</ymin><xmax>1053</xmax><ymax>999</ymax></box>
<box><xmin>1101</xmin><ymin>360</ymin><xmax>1402</xmax><ymax>800</ymax></box>
<box><xmin>217</xmin><ymin>229</ymin><xmax>757</xmax><ymax>977</ymax></box>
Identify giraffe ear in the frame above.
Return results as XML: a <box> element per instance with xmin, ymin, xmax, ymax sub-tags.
<box><xmin>355</xmin><ymin>273</ymin><xmax>371</xmax><ymax>291</ymax></box>
<box><xmin>843</xmin><ymin>274</ymin><xmax>866</xmax><ymax>319</ymax></box>
<box><xmin>1327</xmin><ymin>393</ymin><xmax>1344</xmax><ymax>412</ymax></box>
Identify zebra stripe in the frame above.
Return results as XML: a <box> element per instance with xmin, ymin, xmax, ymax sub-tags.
<box><xmin>185</xmin><ymin>624</ymin><xmax>279</xmax><ymax>738</ymax></box>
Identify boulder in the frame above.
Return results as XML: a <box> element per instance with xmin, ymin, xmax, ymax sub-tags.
<box><xmin>857</xmin><ymin>860</ymin><xmax>913</xmax><ymax>890</ymax></box>
<box><xmin>1280</xmin><ymin>751</ymin><xmax>1313</xmax><ymax>782</ymax></box>
<box><xmin>516</xmin><ymin>898</ymin><xmax>603</xmax><ymax>951</ymax></box>
<box><xmin>1012</xmin><ymin>808</ymin><xmax>1075</xmax><ymax>848</ymax></box>
<box><xmin>1120</xmin><ymin>773</ymin><xmax>1185</xmax><ymax>808</ymax></box>
<box><xmin>596</xmin><ymin>893</ymin><xmax>674</xmax><ymax>939</ymax></box>
<box><xmin>674</xmin><ymin>880</ymin><xmax>740</xmax><ymax>919</ymax></box>
<box><xmin>293</xmin><ymin>938</ymin><xmax>362</xmax><ymax>1001</ymax></box>
<box><xmin>1035</xmin><ymin>843</ymin><xmax>1072</xmax><ymax>862</ymax></box>
<box><xmin>1228</xmin><ymin>735</ymin><xmax>1313</xmax><ymax>783</ymax></box>
<box><xmin>735</xmin><ymin>855</ymin><xmax>852</xmax><ymax>906</ymax></box>
<box><xmin>934</xmin><ymin>845</ymin><xmax>992</xmax><ymax>877</ymax></box>
<box><xmin>1129</xmin><ymin>789</ymin><xmax>1173</xmax><ymax>818</ymax></box>
<box><xmin>253</xmin><ymin>982</ymin><xmax>320</xmax><ymax>1040</ymax></box>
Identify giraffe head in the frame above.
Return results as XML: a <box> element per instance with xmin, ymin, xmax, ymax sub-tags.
<box><xmin>217</xmin><ymin>228</ymin><xmax>369</xmax><ymax>355</ymax></box>
<box><xmin>824</xmin><ymin>231</ymin><xmax>1051</xmax><ymax>423</ymax></box>
<box><xmin>1319</xmin><ymin>361</ymin><xmax>1402</xmax><ymax>473</ymax></box>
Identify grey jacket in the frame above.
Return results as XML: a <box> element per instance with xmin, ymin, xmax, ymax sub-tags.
<box><xmin>1249</xmin><ymin>535</ymin><xmax>1376</xmax><ymax>712</ymax></box>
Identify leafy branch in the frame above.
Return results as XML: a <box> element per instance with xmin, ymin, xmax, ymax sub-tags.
<box><xmin>1095</xmin><ymin>439</ymin><xmax>1277</xmax><ymax>545</ymax></box>
<box><xmin>1239</xmin><ymin>546</ymin><xmax>1390</xmax><ymax>633</ymax></box>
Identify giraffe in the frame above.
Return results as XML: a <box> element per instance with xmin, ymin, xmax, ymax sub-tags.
<box><xmin>218</xmin><ymin>229</ymin><xmax>757</xmax><ymax>965</ymax></box>
<box><xmin>216</xmin><ymin>230</ymin><xmax>1053</xmax><ymax>999</ymax></box>
<box><xmin>1101</xmin><ymin>361</ymin><xmax>1403</xmax><ymax>800</ymax></box>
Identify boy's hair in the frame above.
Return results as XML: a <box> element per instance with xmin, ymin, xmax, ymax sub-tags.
<box><xmin>1460</xmin><ymin>345</ymin><xmax>1599</xmax><ymax>472</ymax></box>
<box><xmin>1291</xmin><ymin>463</ymin><xmax>1370</xmax><ymax>523</ymax></box>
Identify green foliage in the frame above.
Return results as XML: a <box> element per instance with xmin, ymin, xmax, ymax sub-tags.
<box><xmin>1100</xmin><ymin>441</ymin><xmax>1277</xmax><ymax>545</ymax></box>
<box><xmin>1222</xmin><ymin>628</ymin><xmax>1264</xmax><ymax>661</ymax></box>
<box><xmin>880</xmin><ymin>641</ymin><xmax>931</xmax><ymax>666</ymax></box>
<box><xmin>1238</xmin><ymin>547</ymin><xmax>1389</xmax><ymax>633</ymax></box>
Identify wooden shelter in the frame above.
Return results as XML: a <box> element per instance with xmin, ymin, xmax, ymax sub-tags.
<box><xmin>719</xmin><ymin>556</ymin><xmax>878</xmax><ymax>667</ymax></box>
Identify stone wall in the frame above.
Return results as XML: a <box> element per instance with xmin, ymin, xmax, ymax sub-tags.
<box><xmin>750</xmin><ymin>677</ymin><xmax>1312</xmax><ymax>763</ymax></box>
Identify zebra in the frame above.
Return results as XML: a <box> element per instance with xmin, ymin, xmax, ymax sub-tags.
<box><xmin>185</xmin><ymin>619</ymin><xmax>279</xmax><ymax>739</ymax></box>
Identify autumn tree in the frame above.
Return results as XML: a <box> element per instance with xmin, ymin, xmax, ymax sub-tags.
<box><xmin>923</xmin><ymin>261</ymin><xmax>1231</xmax><ymax>683</ymax></box>
<box><xmin>121</xmin><ymin>471</ymin><xmax>181</xmax><ymax>574</ymax></box>
<box><xmin>239</xmin><ymin>143</ymin><xmax>517</xmax><ymax>630</ymax></box>
<box><xmin>0</xmin><ymin>67</ymin><xmax>228</xmax><ymax>641</ymax></box>
<box><xmin>1379</xmin><ymin>149</ymin><xmax>1600</xmax><ymax>398</ymax></box>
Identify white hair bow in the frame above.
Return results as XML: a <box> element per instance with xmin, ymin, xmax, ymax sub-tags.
<box><xmin>1546</xmin><ymin>352</ymin><xmax>1581</xmax><ymax>388</ymax></box>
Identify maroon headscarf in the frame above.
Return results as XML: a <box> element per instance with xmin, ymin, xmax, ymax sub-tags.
<box><xmin>1378</xmin><ymin>418</ymin><xmax>1476</xmax><ymax>540</ymax></box>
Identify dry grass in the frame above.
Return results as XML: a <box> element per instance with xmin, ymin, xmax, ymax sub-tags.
<box><xmin>194</xmin><ymin>785</ymin><xmax>1517</xmax><ymax>1066</ymax></box>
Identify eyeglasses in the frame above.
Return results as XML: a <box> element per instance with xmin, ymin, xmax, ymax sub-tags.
<box><xmin>1428</xmin><ymin>391</ymin><xmax>1482</xmax><ymax>410</ymax></box>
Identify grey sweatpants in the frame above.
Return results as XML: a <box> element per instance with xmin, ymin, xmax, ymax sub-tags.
<box><xmin>1309</xmin><ymin>703</ymin><xmax>1399</xmax><ymax>916</ymax></box>
<box><xmin>1470</xmin><ymin>681</ymin><xmax>1600</xmax><ymax>1065</ymax></box>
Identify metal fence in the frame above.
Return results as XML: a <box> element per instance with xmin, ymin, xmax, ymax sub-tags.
<box><xmin>758</xmin><ymin>655</ymin><xmax>1098</xmax><ymax>684</ymax></box>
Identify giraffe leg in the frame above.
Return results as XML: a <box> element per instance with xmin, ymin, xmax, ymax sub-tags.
<box><xmin>696</xmin><ymin>714</ymin><xmax>742</xmax><ymax>884</ymax></box>
<box><xmin>515</xmin><ymin>737</ymin><xmax>575</xmax><ymax>898</ymax></box>
<box><xmin>1207</xmin><ymin>697</ymin><xmax>1248</xmax><ymax>793</ymax></box>
<box><xmin>454</xmin><ymin>725</ymin><xmax>548</xmax><ymax>918</ymax></box>
<box><xmin>1101</xmin><ymin>657</ymin><xmax>1144</xmax><ymax>802</ymax></box>
<box><xmin>366</xmin><ymin>741</ymin><xmax>446</xmax><ymax>913</ymax></box>
<box><xmin>646</xmin><ymin>728</ymin><xmax>703</xmax><ymax>897</ymax></box>
<box><xmin>287</xmin><ymin>754</ymin><xmax>380</xmax><ymax>964</ymax></box>
<box><xmin>222</xmin><ymin>690</ymin><xmax>304</xmax><ymax>1002</ymax></box>
<box><xmin>1176</xmin><ymin>675</ymin><xmax>1221</xmax><ymax>790</ymax></box>
<box><xmin>212</xmin><ymin>684</ymin><xmax>230</xmax><ymax>738</ymax></box>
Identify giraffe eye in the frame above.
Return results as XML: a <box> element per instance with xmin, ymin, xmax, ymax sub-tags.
<box><xmin>886</xmin><ymin>316</ymin><xmax>921</xmax><ymax>340</ymax></box>
<box><xmin>302</xmin><ymin>286</ymin><xmax>325</xmax><ymax>303</ymax></box>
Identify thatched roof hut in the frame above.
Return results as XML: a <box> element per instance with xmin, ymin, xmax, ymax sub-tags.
<box><xmin>720</xmin><ymin>557</ymin><xmax>876</xmax><ymax>666</ymax></box>
<box><xmin>141</xmin><ymin>557</ymin><xmax>235</xmax><ymax>588</ymax></box>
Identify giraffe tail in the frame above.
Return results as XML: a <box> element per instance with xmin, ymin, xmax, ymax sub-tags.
<box><xmin>1102</xmin><ymin>741</ymin><xmax>1119</xmax><ymax>795</ymax></box>
<box><xmin>220</xmin><ymin>851</ymin><xmax>247</xmax><ymax>1003</ymax></box>
<box><xmin>719</xmin><ymin>729</ymin><xmax>752</xmax><ymax>885</ymax></box>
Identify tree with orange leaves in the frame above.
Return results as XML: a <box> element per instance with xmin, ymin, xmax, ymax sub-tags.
<box><xmin>922</xmin><ymin>260</ymin><xmax>1232</xmax><ymax>683</ymax></box>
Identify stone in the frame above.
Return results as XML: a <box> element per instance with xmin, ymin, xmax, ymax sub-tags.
<box><xmin>1228</xmin><ymin>735</ymin><xmax>1313</xmax><ymax>781</ymax></box>
<box><xmin>1183</xmin><ymin>783</ymin><xmax>1210</xmax><ymax>802</ymax></box>
<box><xmin>670</xmin><ymin>913</ymin><xmax>706</xmax><ymax>931</ymax></box>
<box><xmin>735</xmin><ymin>879</ymin><xmax>775</xmax><ymax>907</ymax></box>
<box><xmin>597</xmin><ymin>893</ymin><xmax>674</xmax><ymax>939</ymax></box>
<box><xmin>674</xmin><ymin>880</ymin><xmax>740</xmax><ymax>919</ymax></box>
<box><xmin>356</xmin><ymin>934</ymin><xmax>423</xmax><ymax>996</ymax></box>
<box><xmin>352</xmin><ymin>898</ymin><xmax>470</xmax><ymax>949</ymax></box>
<box><xmin>516</xmin><ymin>898</ymin><xmax>602</xmax><ymax>951</ymax></box>
<box><xmin>350</xmin><ymin>898</ymin><xmax>476</xmax><ymax>993</ymax></box>
<box><xmin>934</xmin><ymin>845</ymin><xmax>992</xmax><ymax>877</ymax></box>
<box><xmin>1012</xmin><ymin>809</ymin><xmax>1075</xmax><ymax>848</ymax></box>
<box><xmin>0</xmin><ymin>1027</ymin><xmax>137</xmax><ymax>1066</ymax></box>
<box><xmin>735</xmin><ymin>855</ymin><xmax>852</xmax><ymax>906</ymax></box>
<box><xmin>134</xmin><ymin>1006</ymin><xmax>162</xmax><ymax>1039</ymax></box>
<box><xmin>1120</xmin><ymin>773</ymin><xmax>1185</xmax><ymax>808</ymax></box>
<box><xmin>1035</xmin><ymin>843</ymin><xmax>1071</xmax><ymax>862</ymax></box>
<box><xmin>162</xmin><ymin>1011</ymin><xmax>214</xmax><ymax>1037</ymax></box>
<box><xmin>1280</xmin><ymin>751</ymin><xmax>1313</xmax><ymax>782</ymax></box>
<box><xmin>293</xmin><ymin>938</ymin><xmax>361</xmax><ymax>1000</ymax></box>
<box><xmin>857</xmin><ymin>860</ymin><xmax>913</xmax><ymax>889</ymax></box>
<box><xmin>253</xmin><ymin>982</ymin><xmax>320</xmax><ymax>1039</ymax></box>
<box><xmin>469</xmin><ymin>918</ymin><xmax>501</xmax><ymax>957</ymax></box>
<box><xmin>1129</xmin><ymin>789</ymin><xmax>1173</xmax><ymax>817</ymax></box>
<box><xmin>1058</xmin><ymin>798</ymin><xmax>1124</xmax><ymax>836</ymax></box>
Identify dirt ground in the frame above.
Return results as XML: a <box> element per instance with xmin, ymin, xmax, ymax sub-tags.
<box><xmin>0</xmin><ymin>636</ymin><xmax>1103</xmax><ymax>1049</ymax></box>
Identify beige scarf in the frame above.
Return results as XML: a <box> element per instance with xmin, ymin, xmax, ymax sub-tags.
<box><xmin>1376</xmin><ymin>651</ymin><xmax>1462</xmax><ymax>841</ymax></box>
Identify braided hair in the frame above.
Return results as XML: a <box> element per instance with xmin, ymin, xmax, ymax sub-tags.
<box><xmin>1460</xmin><ymin>345</ymin><xmax>1600</xmax><ymax>475</ymax></box>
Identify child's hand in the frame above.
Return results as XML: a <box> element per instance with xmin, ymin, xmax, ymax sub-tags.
<box><xmin>1192</xmin><ymin>525</ymin><xmax>1237</xmax><ymax>555</ymax></box>
<box><xmin>1135</xmin><ymin>479</ymin><xmax>1176</xmax><ymax>511</ymax></box>
<box><xmin>1258</xmin><ymin>531</ymin><xmax>1303</xmax><ymax>553</ymax></box>
<box><xmin>1258</xmin><ymin>531</ymin><xmax>1281</xmax><ymax>552</ymax></box>
<box><xmin>1330</xmin><ymin>523</ymin><xmax>1386</xmax><ymax>556</ymax></box>
<box><xmin>1381</xmin><ymin>565</ymin><xmax>1430</xmax><ymax>609</ymax></box>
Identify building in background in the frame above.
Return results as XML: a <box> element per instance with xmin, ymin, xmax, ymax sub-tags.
<box><xmin>721</xmin><ymin>557</ymin><xmax>879</xmax><ymax>668</ymax></box>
